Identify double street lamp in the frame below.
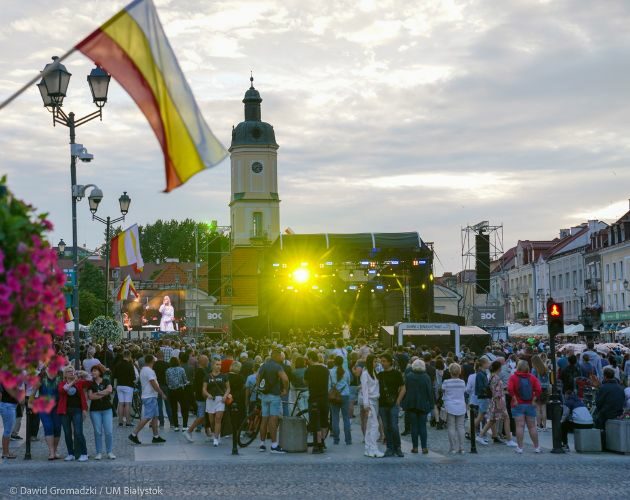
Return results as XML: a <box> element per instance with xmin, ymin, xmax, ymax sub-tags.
<box><xmin>90</xmin><ymin>192</ymin><xmax>131</xmax><ymax>316</ymax></box>
<box><xmin>37</xmin><ymin>56</ymin><xmax>111</xmax><ymax>369</ymax></box>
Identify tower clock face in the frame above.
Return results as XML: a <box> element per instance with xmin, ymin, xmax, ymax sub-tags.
<box><xmin>251</xmin><ymin>161</ymin><xmax>263</xmax><ymax>174</ymax></box>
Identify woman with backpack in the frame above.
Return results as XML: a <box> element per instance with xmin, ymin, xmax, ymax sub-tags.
<box><xmin>531</xmin><ymin>354</ymin><xmax>550</xmax><ymax>431</ymax></box>
<box><xmin>507</xmin><ymin>360</ymin><xmax>542</xmax><ymax>454</ymax></box>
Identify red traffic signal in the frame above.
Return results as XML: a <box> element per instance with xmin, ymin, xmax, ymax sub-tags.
<box><xmin>547</xmin><ymin>301</ymin><xmax>564</xmax><ymax>336</ymax></box>
<box><xmin>549</xmin><ymin>303</ymin><xmax>562</xmax><ymax>318</ymax></box>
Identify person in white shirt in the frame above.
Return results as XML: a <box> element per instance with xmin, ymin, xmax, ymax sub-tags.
<box><xmin>82</xmin><ymin>347</ymin><xmax>101</xmax><ymax>373</ymax></box>
<box><xmin>128</xmin><ymin>355</ymin><xmax>167</xmax><ymax>445</ymax></box>
<box><xmin>360</xmin><ymin>354</ymin><xmax>383</xmax><ymax>458</ymax></box>
<box><xmin>441</xmin><ymin>363</ymin><xmax>467</xmax><ymax>454</ymax></box>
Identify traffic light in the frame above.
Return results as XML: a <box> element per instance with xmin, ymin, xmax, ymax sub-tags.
<box><xmin>547</xmin><ymin>301</ymin><xmax>564</xmax><ymax>336</ymax></box>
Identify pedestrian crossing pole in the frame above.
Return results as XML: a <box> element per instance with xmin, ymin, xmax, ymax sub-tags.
<box><xmin>547</xmin><ymin>299</ymin><xmax>565</xmax><ymax>454</ymax></box>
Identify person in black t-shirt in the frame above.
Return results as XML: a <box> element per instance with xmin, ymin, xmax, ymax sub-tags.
<box><xmin>377</xmin><ymin>354</ymin><xmax>405</xmax><ymax>457</ymax></box>
<box><xmin>112</xmin><ymin>351</ymin><xmax>136</xmax><ymax>427</ymax></box>
<box><xmin>87</xmin><ymin>364</ymin><xmax>115</xmax><ymax>459</ymax></box>
<box><xmin>0</xmin><ymin>384</ymin><xmax>22</xmax><ymax>459</ymax></box>
<box><xmin>203</xmin><ymin>359</ymin><xmax>231</xmax><ymax>447</ymax></box>
<box><xmin>304</xmin><ymin>350</ymin><xmax>330</xmax><ymax>454</ymax></box>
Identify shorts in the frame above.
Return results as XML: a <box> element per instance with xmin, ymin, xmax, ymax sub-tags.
<box><xmin>260</xmin><ymin>393</ymin><xmax>282</xmax><ymax>417</ymax></box>
<box><xmin>0</xmin><ymin>402</ymin><xmax>17</xmax><ymax>438</ymax></box>
<box><xmin>307</xmin><ymin>397</ymin><xmax>329</xmax><ymax>432</ymax></box>
<box><xmin>117</xmin><ymin>386</ymin><xmax>134</xmax><ymax>404</ymax></box>
<box><xmin>477</xmin><ymin>398</ymin><xmax>490</xmax><ymax>414</ymax></box>
<box><xmin>196</xmin><ymin>400</ymin><xmax>206</xmax><ymax>418</ymax></box>
<box><xmin>40</xmin><ymin>408</ymin><xmax>62</xmax><ymax>437</ymax></box>
<box><xmin>141</xmin><ymin>397</ymin><xmax>159</xmax><ymax>419</ymax></box>
<box><xmin>206</xmin><ymin>396</ymin><xmax>225</xmax><ymax>414</ymax></box>
<box><xmin>511</xmin><ymin>403</ymin><xmax>537</xmax><ymax>418</ymax></box>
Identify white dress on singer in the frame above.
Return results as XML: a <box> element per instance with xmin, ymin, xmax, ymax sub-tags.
<box><xmin>159</xmin><ymin>304</ymin><xmax>175</xmax><ymax>332</ymax></box>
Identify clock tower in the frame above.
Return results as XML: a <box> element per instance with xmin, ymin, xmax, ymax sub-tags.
<box><xmin>229</xmin><ymin>76</ymin><xmax>280</xmax><ymax>247</ymax></box>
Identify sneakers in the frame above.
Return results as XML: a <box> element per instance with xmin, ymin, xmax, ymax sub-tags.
<box><xmin>152</xmin><ymin>436</ymin><xmax>166</xmax><ymax>444</ymax></box>
<box><xmin>506</xmin><ymin>440</ymin><xmax>518</xmax><ymax>448</ymax></box>
<box><xmin>394</xmin><ymin>449</ymin><xmax>404</xmax><ymax>458</ymax></box>
<box><xmin>270</xmin><ymin>445</ymin><xmax>287</xmax><ymax>454</ymax></box>
<box><xmin>312</xmin><ymin>446</ymin><xmax>324</xmax><ymax>455</ymax></box>
<box><xmin>476</xmin><ymin>436</ymin><xmax>489</xmax><ymax>446</ymax></box>
<box><xmin>94</xmin><ymin>453</ymin><xmax>102</xmax><ymax>460</ymax></box>
<box><xmin>172</xmin><ymin>427</ymin><xmax>180</xmax><ymax>432</ymax></box>
<box><xmin>78</xmin><ymin>455</ymin><xmax>89</xmax><ymax>462</ymax></box>
<box><xmin>64</xmin><ymin>455</ymin><xmax>76</xmax><ymax>461</ymax></box>
<box><xmin>259</xmin><ymin>444</ymin><xmax>267</xmax><ymax>452</ymax></box>
<box><xmin>107</xmin><ymin>453</ymin><xmax>116</xmax><ymax>460</ymax></box>
<box><xmin>184</xmin><ymin>432</ymin><xmax>194</xmax><ymax>443</ymax></box>
<box><xmin>421</xmin><ymin>448</ymin><xmax>429</xmax><ymax>455</ymax></box>
<box><xmin>515</xmin><ymin>446</ymin><xmax>523</xmax><ymax>454</ymax></box>
<box><xmin>458</xmin><ymin>450</ymin><xmax>466</xmax><ymax>454</ymax></box>
<box><xmin>384</xmin><ymin>449</ymin><xmax>394</xmax><ymax>457</ymax></box>
<box><xmin>10</xmin><ymin>434</ymin><xmax>22</xmax><ymax>441</ymax></box>
<box><xmin>213</xmin><ymin>438</ymin><xmax>219</xmax><ymax>447</ymax></box>
<box><xmin>181</xmin><ymin>428</ymin><xmax>188</xmax><ymax>433</ymax></box>
<box><xmin>534</xmin><ymin>447</ymin><xmax>543</xmax><ymax>454</ymax></box>
<box><xmin>128</xmin><ymin>434</ymin><xmax>141</xmax><ymax>445</ymax></box>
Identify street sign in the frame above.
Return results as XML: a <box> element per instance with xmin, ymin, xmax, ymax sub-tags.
<box><xmin>472</xmin><ymin>306</ymin><xmax>504</xmax><ymax>327</ymax></box>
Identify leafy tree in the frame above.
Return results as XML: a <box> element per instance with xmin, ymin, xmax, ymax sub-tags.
<box><xmin>138</xmin><ymin>219</ymin><xmax>229</xmax><ymax>263</ymax></box>
<box><xmin>78</xmin><ymin>289</ymin><xmax>104</xmax><ymax>325</ymax></box>
<box><xmin>78</xmin><ymin>262</ymin><xmax>111</xmax><ymax>318</ymax></box>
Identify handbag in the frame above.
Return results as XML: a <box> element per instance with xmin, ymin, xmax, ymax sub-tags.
<box><xmin>328</xmin><ymin>374</ymin><xmax>343</xmax><ymax>406</ymax></box>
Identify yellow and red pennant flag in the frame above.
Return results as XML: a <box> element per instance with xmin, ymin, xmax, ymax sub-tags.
<box><xmin>117</xmin><ymin>275</ymin><xmax>139</xmax><ymax>301</ymax></box>
<box><xmin>64</xmin><ymin>308</ymin><xmax>74</xmax><ymax>323</ymax></box>
<box><xmin>110</xmin><ymin>224</ymin><xmax>144</xmax><ymax>272</ymax></box>
<box><xmin>75</xmin><ymin>0</ymin><xmax>227</xmax><ymax>192</ymax></box>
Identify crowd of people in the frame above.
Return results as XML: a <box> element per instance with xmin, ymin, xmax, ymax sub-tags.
<box><xmin>1</xmin><ymin>331</ymin><xmax>629</xmax><ymax>462</ymax></box>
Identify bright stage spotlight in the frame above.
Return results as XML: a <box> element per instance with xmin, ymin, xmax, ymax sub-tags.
<box><xmin>292</xmin><ymin>268</ymin><xmax>310</xmax><ymax>284</ymax></box>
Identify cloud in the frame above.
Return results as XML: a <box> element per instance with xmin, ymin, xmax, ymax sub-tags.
<box><xmin>1</xmin><ymin>0</ymin><xmax>629</xmax><ymax>275</ymax></box>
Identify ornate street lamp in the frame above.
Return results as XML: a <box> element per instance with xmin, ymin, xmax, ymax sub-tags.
<box><xmin>87</xmin><ymin>66</ymin><xmax>111</xmax><ymax>109</ymax></box>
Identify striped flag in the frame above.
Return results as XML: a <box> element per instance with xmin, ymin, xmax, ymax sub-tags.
<box><xmin>110</xmin><ymin>224</ymin><xmax>144</xmax><ymax>272</ymax></box>
<box><xmin>75</xmin><ymin>0</ymin><xmax>227</xmax><ymax>192</ymax></box>
<box><xmin>64</xmin><ymin>308</ymin><xmax>74</xmax><ymax>322</ymax></box>
<box><xmin>117</xmin><ymin>275</ymin><xmax>139</xmax><ymax>301</ymax></box>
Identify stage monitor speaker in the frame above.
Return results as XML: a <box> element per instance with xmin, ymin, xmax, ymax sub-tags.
<box><xmin>475</xmin><ymin>233</ymin><xmax>490</xmax><ymax>295</ymax></box>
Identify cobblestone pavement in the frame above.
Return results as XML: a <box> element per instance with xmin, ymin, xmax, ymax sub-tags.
<box><xmin>1</xmin><ymin>412</ymin><xmax>628</xmax><ymax>499</ymax></box>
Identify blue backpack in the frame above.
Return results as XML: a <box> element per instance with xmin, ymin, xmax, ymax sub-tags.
<box><xmin>518</xmin><ymin>376</ymin><xmax>533</xmax><ymax>401</ymax></box>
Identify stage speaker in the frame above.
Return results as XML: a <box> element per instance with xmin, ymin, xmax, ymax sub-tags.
<box><xmin>409</xmin><ymin>255</ymin><xmax>434</xmax><ymax>322</ymax></box>
<box><xmin>475</xmin><ymin>233</ymin><xmax>490</xmax><ymax>295</ymax></box>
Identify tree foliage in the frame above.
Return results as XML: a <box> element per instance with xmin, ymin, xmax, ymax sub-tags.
<box><xmin>78</xmin><ymin>262</ymin><xmax>110</xmax><ymax>318</ymax></box>
<box><xmin>138</xmin><ymin>219</ymin><xmax>229</xmax><ymax>263</ymax></box>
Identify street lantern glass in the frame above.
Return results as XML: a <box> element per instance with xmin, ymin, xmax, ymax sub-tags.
<box><xmin>118</xmin><ymin>191</ymin><xmax>131</xmax><ymax>215</ymax></box>
<box><xmin>57</xmin><ymin>239</ymin><xmax>66</xmax><ymax>255</ymax></box>
<box><xmin>37</xmin><ymin>79</ymin><xmax>54</xmax><ymax>108</ymax></box>
<box><xmin>41</xmin><ymin>56</ymin><xmax>71</xmax><ymax>105</ymax></box>
<box><xmin>87</xmin><ymin>187</ymin><xmax>103</xmax><ymax>214</ymax></box>
<box><xmin>87</xmin><ymin>66</ymin><xmax>110</xmax><ymax>107</ymax></box>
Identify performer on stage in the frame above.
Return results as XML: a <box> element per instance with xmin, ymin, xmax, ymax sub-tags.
<box><xmin>159</xmin><ymin>296</ymin><xmax>176</xmax><ymax>332</ymax></box>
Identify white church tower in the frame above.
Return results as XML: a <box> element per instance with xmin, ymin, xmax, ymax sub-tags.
<box><xmin>229</xmin><ymin>76</ymin><xmax>280</xmax><ymax>247</ymax></box>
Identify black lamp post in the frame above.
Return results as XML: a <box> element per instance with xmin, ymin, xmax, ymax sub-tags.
<box><xmin>91</xmin><ymin>192</ymin><xmax>131</xmax><ymax>316</ymax></box>
<box><xmin>57</xmin><ymin>239</ymin><xmax>66</xmax><ymax>257</ymax></box>
<box><xmin>573</xmin><ymin>287</ymin><xmax>584</xmax><ymax>321</ymax></box>
<box><xmin>37</xmin><ymin>56</ymin><xmax>110</xmax><ymax>369</ymax></box>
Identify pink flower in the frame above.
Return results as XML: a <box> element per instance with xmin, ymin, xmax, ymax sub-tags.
<box><xmin>0</xmin><ymin>371</ymin><xmax>20</xmax><ymax>389</ymax></box>
<box><xmin>0</xmin><ymin>284</ymin><xmax>10</xmax><ymax>301</ymax></box>
<box><xmin>32</xmin><ymin>398</ymin><xmax>56</xmax><ymax>414</ymax></box>
<box><xmin>0</xmin><ymin>299</ymin><xmax>14</xmax><ymax>317</ymax></box>
<box><xmin>41</xmin><ymin>220</ymin><xmax>53</xmax><ymax>231</ymax></box>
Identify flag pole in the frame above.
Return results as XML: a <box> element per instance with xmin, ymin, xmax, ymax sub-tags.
<box><xmin>0</xmin><ymin>47</ymin><xmax>76</xmax><ymax>111</ymax></box>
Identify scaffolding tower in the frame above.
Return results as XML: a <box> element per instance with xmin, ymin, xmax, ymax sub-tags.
<box><xmin>460</xmin><ymin>221</ymin><xmax>503</xmax><ymax>324</ymax></box>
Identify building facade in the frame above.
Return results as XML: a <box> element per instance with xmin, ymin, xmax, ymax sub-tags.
<box><xmin>600</xmin><ymin>208</ymin><xmax>630</xmax><ymax>329</ymax></box>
